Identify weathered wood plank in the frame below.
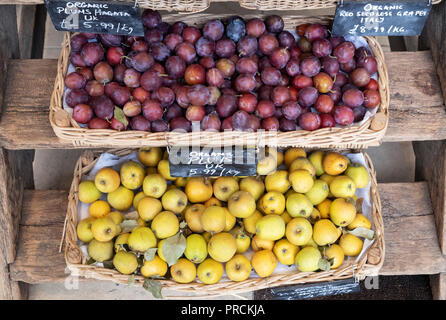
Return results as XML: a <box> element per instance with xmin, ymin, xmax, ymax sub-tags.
<box><xmin>413</xmin><ymin>141</ymin><xmax>446</xmax><ymax>255</ymax></box>
<box><xmin>430</xmin><ymin>273</ymin><xmax>446</xmax><ymax>300</ymax></box>
<box><xmin>10</xmin><ymin>182</ymin><xmax>446</xmax><ymax>283</ymax></box>
<box><xmin>0</xmin><ymin>148</ymin><xmax>31</xmax><ymax>300</ymax></box>
<box><xmin>0</xmin><ymin>51</ymin><xmax>445</xmax><ymax>149</ymax></box>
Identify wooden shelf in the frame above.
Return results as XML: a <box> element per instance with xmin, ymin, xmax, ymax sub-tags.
<box><xmin>0</xmin><ymin>51</ymin><xmax>445</xmax><ymax>150</ymax></box>
<box><xmin>9</xmin><ymin>182</ymin><xmax>446</xmax><ymax>284</ymax></box>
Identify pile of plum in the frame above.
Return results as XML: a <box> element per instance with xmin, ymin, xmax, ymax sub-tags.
<box><xmin>65</xmin><ymin>10</ymin><xmax>381</xmax><ymax>132</ymax></box>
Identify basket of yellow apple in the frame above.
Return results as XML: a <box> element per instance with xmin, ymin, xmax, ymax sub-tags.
<box><xmin>63</xmin><ymin>147</ymin><xmax>384</xmax><ymax>298</ymax></box>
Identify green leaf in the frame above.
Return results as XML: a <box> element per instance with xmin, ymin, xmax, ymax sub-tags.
<box><xmin>87</xmin><ymin>257</ymin><xmax>96</xmax><ymax>265</ymax></box>
<box><xmin>144</xmin><ymin>248</ymin><xmax>158</xmax><ymax>262</ymax></box>
<box><xmin>120</xmin><ymin>219</ymin><xmax>139</xmax><ymax>234</ymax></box>
<box><xmin>162</xmin><ymin>232</ymin><xmax>187</xmax><ymax>267</ymax></box>
<box><xmin>114</xmin><ymin>106</ymin><xmax>128</xmax><ymax>129</ymax></box>
<box><xmin>128</xmin><ymin>274</ymin><xmax>135</xmax><ymax>286</ymax></box>
<box><xmin>348</xmin><ymin>227</ymin><xmax>375</xmax><ymax>240</ymax></box>
<box><xmin>318</xmin><ymin>258</ymin><xmax>331</xmax><ymax>272</ymax></box>
<box><xmin>143</xmin><ymin>278</ymin><xmax>163</xmax><ymax>299</ymax></box>
<box><xmin>102</xmin><ymin>260</ymin><xmax>114</xmax><ymax>269</ymax></box>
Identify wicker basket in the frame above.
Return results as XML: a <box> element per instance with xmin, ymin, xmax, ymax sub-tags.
<box><xmin>49</xmin><ymin>14</ymin><xmax>390</xmax><ymax>149</ymax></box>
<box><xmin>63</xmin><ymin>148</ymin><xmax>385</xmax><ymax>298</ymax></box>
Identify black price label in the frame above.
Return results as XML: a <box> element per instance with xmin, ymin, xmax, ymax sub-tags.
<box><xmin>269</xmin><ymin>279</ymin><xmax>360</xmax><ymax>300</ymax></box>
<box><xmin>168</xmin><ymin>147</ymin><xmax>258</xmax><ymax>177</ymax></box>
<box><xmin>332</xmin><ymin>0</ymin><xmax>432</xmax><ymax>36</ymax></box>
<box><xmin>45</xmin><ymin>0</ymin><xmax>145</xmax><ymax>36</ymax></box>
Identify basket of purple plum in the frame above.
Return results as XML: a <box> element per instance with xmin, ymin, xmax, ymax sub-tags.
<box><xmin>49</xmin><ymin>10</ymin><xmax>389</xmax><ymax>148</ymax></box>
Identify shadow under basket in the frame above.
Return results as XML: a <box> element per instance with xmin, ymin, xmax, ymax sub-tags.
<box><xmin>49</xmin><ymin>14</ymin><xmax>390</xmax><ymax>149</ymax></box>
<box><xmin>63</xmin><ymin>148</ymin><xmax>385</xmax><ymax>299</ymax></box>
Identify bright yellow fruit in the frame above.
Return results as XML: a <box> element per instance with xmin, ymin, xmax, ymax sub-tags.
<box><xmin>289</xmin><ymin>157</ymin><xmax>316</xmax><ymax>177</ymax></box>
<box><xmin>138</xmin><ymin>197</ymin><xmax>162</xmax><ymax>221</ymax></box>
<box><xmin>313</xmin><ymin>219</ymin><xmax>342</xmax><ymax>246</ymax></box>
<box><xmin>322</xmin><ymin>152</ymin><xmax>348</xmax><ymax>176</ymax></box>
<box><xmin>324</xmin><ymin>244</ymin><xmax>345</xmax><ymax>269</ymax></box>
<box><xmin>120</xmin><ymin>161</ymin><xmax>145</xmax><ymax>190</ymax></box>
<box><xmin>225</xmin><ymin>254</ymin><xmax>252</xmax><ymax>282</ymax></box>
<box><xmin>223</xmin><ymin>207</ymin><xmax>236</xmax><ymax>232</ymax></box>
<box><xmin>251</xmin><ymin>250</ymin><xmax>277</xmax><ymax>277</ymax></box>
<box><xmin>339</xmin><ymin>234</ymin><xmax>363</xmax><ymax>256</ymax></box>
<box><xmin>89</xmin><ymin>200</ymin><xmax>111</xmax><ymax>218</ymax></box>
<box><xmin>273</xmin><ymin>239</ymin><xmax>300</xmax><ymax>265</ymax></box>
<box><xmin>330</xmin><ymin>198</ymin><xmax>357</xmax><ymax>227</ymax></box>
<box><xmin>280</xmin><ymin>211</ymin><xmax>292</xmax><ymax>224</ymax></box>
<box><xmin>79</xmin><ymin>180</ymin><xmax>102</xmax><ymax>203</ymax></box>
<box><xmin>91</xmin><ymin>217</ymin><xmax>118</xmax><ymax>242</ymax></box>
<box><xmin>289</xmin><ymin>169</ymin><xmax>314</xmax><ymax>193</ymax></box>
<box><xmin>141</xmin><ymin>255</ymin><xmax>168</xmax><ymax>277</ymax></box>
<box><xmin>243</xmin><ymin>210</ymin><xmax>263</xmax><ymax>234</ymax></box>
<box><xmin>185</xmin><ymin>177</ymin><xmax>213</xmax><ymax>203</ymax></box>
<box><xmin>348</xmin><ymin>213</ymin><xmax>372</xmax><ymax>230</ymax></box>
<box><xmin>185</xmin><ymin>204</ymin><xmax>206</xmax><ymax>233</ymax></box>
<box><xmin>128</xmin><ymin>227</ymin><xmax>157</xmax><ymax>252</ymax></box>
<box><xmin>107</xmin><ymin>211</ymin><xmax>123</xmax><ymax>226</ymax></box>
<box><xmin>310</xmin><ymin>208</ymin><xmax>321</xmax><ymax>224</ymax></box>
<box><xmin>157</xmin><ymin>159</ymin><xmax>176</xmax><ymax>181</ymax></box>
<box><xmin>201</xmin><ymin>206</ymin><xmax>226</xmax><ymax>233</ymax></box>
<box><xmin>286</xmin><ymin>193</ymin><xmax>313</xmax><ymax>218</ymax></box>
<box><xmin>204</xmin><ymin>197</ymin><xmax>222</xmax><ymax>207</ymax></box>
<box><xmin>138</xmin><ymin>147</ymin><xmax>163</xmax><ymax>167</ymax></box>
<box><xmin>295</xmin><ymin>246</ymin><xmax>322</xmax><ymax>272</ymax></box>
<box><xmin>151</xmin><ymin>211</ymin><xmax>179</xmax><ymax>239</ymax></box>
<box><xmin>161</xmin><ymin>188</ymin><xmax>188</xmax><ymax>214</ymax></box>
<box><xmin>265</xmin><ymin>170</ymin><xmax>290</xmax><ymax>194</ymax></box>
<box><xmin>286</xmin><ymin>217</ymin><xmax>313</xmax><ymax>246</ymax></box>
<box><xmin>308</xmin><ymin>151</ymin><xmax>325</xmax><ymax>176</ymax></box>
<box><xmin>228</xmin><ymin>191</ymin><xmax>256</xmax><ymax>218</ymax></box>
<box><xmin>107</xmin><ymin>186</ymin><xmax>134</xmax><ymax>211</ymax></box>
<box><xmin>213</xmin><ymin>177</ymin><xmax>239</xmax><ymax>202</ymax></box>
<box><xmin>197</xmin><ymin>258</ymin><xmax>224</xmax><ymax>284</ymax></box>
<box><xmin>114</xmin><ymin>233</ymin><xmax>130</xmax><ymax>252</ymax></box>
<box><xmin>330</xmin><ymin>175</ymin><xmax>356</xmax><ymax>198</ymax></box>
<box><xmin>239</xmin><ymin>176</ymin><xmax>265</xmax><ymax>201</ymax></box>
<box><xmin>184</xmin><ymin>234</ymin><xmax>208</xmax><ymax>264</ymax></box>
<box><xmin>143</xmin><ymin>174</ymin><xmax>167</xmax><ymax>198</ymax></box>
<box><xmin>175</xmin><ymin>177</ymin><xmax>188</xmax><ymax>188</ymax></box>
<box><xmin>170</xmin><ymin>258</ymin><xmax>197</xmax><ymax>284</ymax></box>
<box><xmin>256</xmin><ymin>215</ymin><xmax>285</xmax><ymax>241</ymax></box>
<box><xmin>284</xmin><ymin>148</ymin><xmax>307</xmax><ymax>168</ymax></box>
<box><xmin>133</xmin><ymin>191</ymin><xmax>146</xmax><ymax>209</ymax></box>
<box><xmin>305</xmin><ymin>179</ymin><xmax>329</xmax><ymax>205</ymax></box>
<box><xmin>94</xmin><ymin>167</ymin><xmax>120</xmax><ymax>193</ymax></box>
<box><xmin>261</xmin><ymin>191</ymin><xmax>286</xmax><ymax>215</ymax></box>
<box><xmin>77</xmin><ymin>217</ymin><xmax>96</xmax><ymax>242</ymax></box>
<box><xmin>257</xmin><ymin>151</ymin><xmax>277</xmax><ymax>175</ymax></box>
<box><xmin>251</xmin><ymin>235</ymin><xmax>274</xmax><ymax>251</ymax></box>
<box><xmin>234</xmin><ymin>232</ymin><xmax>251</xmax><ymax>254</ymax></box>
<box><xmin>317</xmin><ymin>199</ymin><xmax>332</xmax><ymax>219</ymax></box>
<box><xmin>88</xmin><ymin>239</ymin><xmax>114</xmax><ymax>262</ymax></box>
<box><xmin>113</xmin><ymin>251</ymin><xmax>138</xmax><ymax>275</ymax></box>
<box><xmin>208</xmin><ymin>232</ymin><xmax>237</xmax><ymax>263</ymax></box>
<box><xmin>345</xmin><ymin>163</ymin><xmax>370</xmax><ymax>188</ymax></box>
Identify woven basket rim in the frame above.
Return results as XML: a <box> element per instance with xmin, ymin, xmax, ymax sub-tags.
<box><xmin>49</xmin><ymin>15</ymin><xmax>390</xmax><ymax>149</ymax></box>
<box><xmin>62</xmin><ymin>148</ymin><xmax>385</xmax><ymax>298</ymax></box>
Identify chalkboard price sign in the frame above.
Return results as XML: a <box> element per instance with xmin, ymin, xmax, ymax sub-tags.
<box><xmin>269</xmin><ymin>279</ymin><xmax>360</xmax><ymax>300</ymax></box>
<box><xmin>332</xmin><ymin>0</ymin><xmax>432</xmax><ymax>36</ymax></box>
<box><xmin>45</xmin><ymin>0</ymin><xmax>145</xmax><ymax>36</ymax></box>
<box><xmin>168</xmin><ymin>146</ymin><xmax>258</xmax><ymax>178</ymax></box>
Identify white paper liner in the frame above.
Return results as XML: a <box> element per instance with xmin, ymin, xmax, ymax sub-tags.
<box><xmin>77</xmin><ymin>151</ymin><xmax>375</xmax><ymax>282</ymax></box>
<box><xmin>63</xmin><ymin>34</ymin><xmax>379</xmax><ymax>130</ymax></box>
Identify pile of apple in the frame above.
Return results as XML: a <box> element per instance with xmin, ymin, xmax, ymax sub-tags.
<box><xmin>65</xmin><ymin>9</ymin><xmax>380</xmax><ymax>132</ymax></box>
<box><xmin>76</xmin><ymin>147</ymin><xmax>374</xmax><ymax>289</ymax></box>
